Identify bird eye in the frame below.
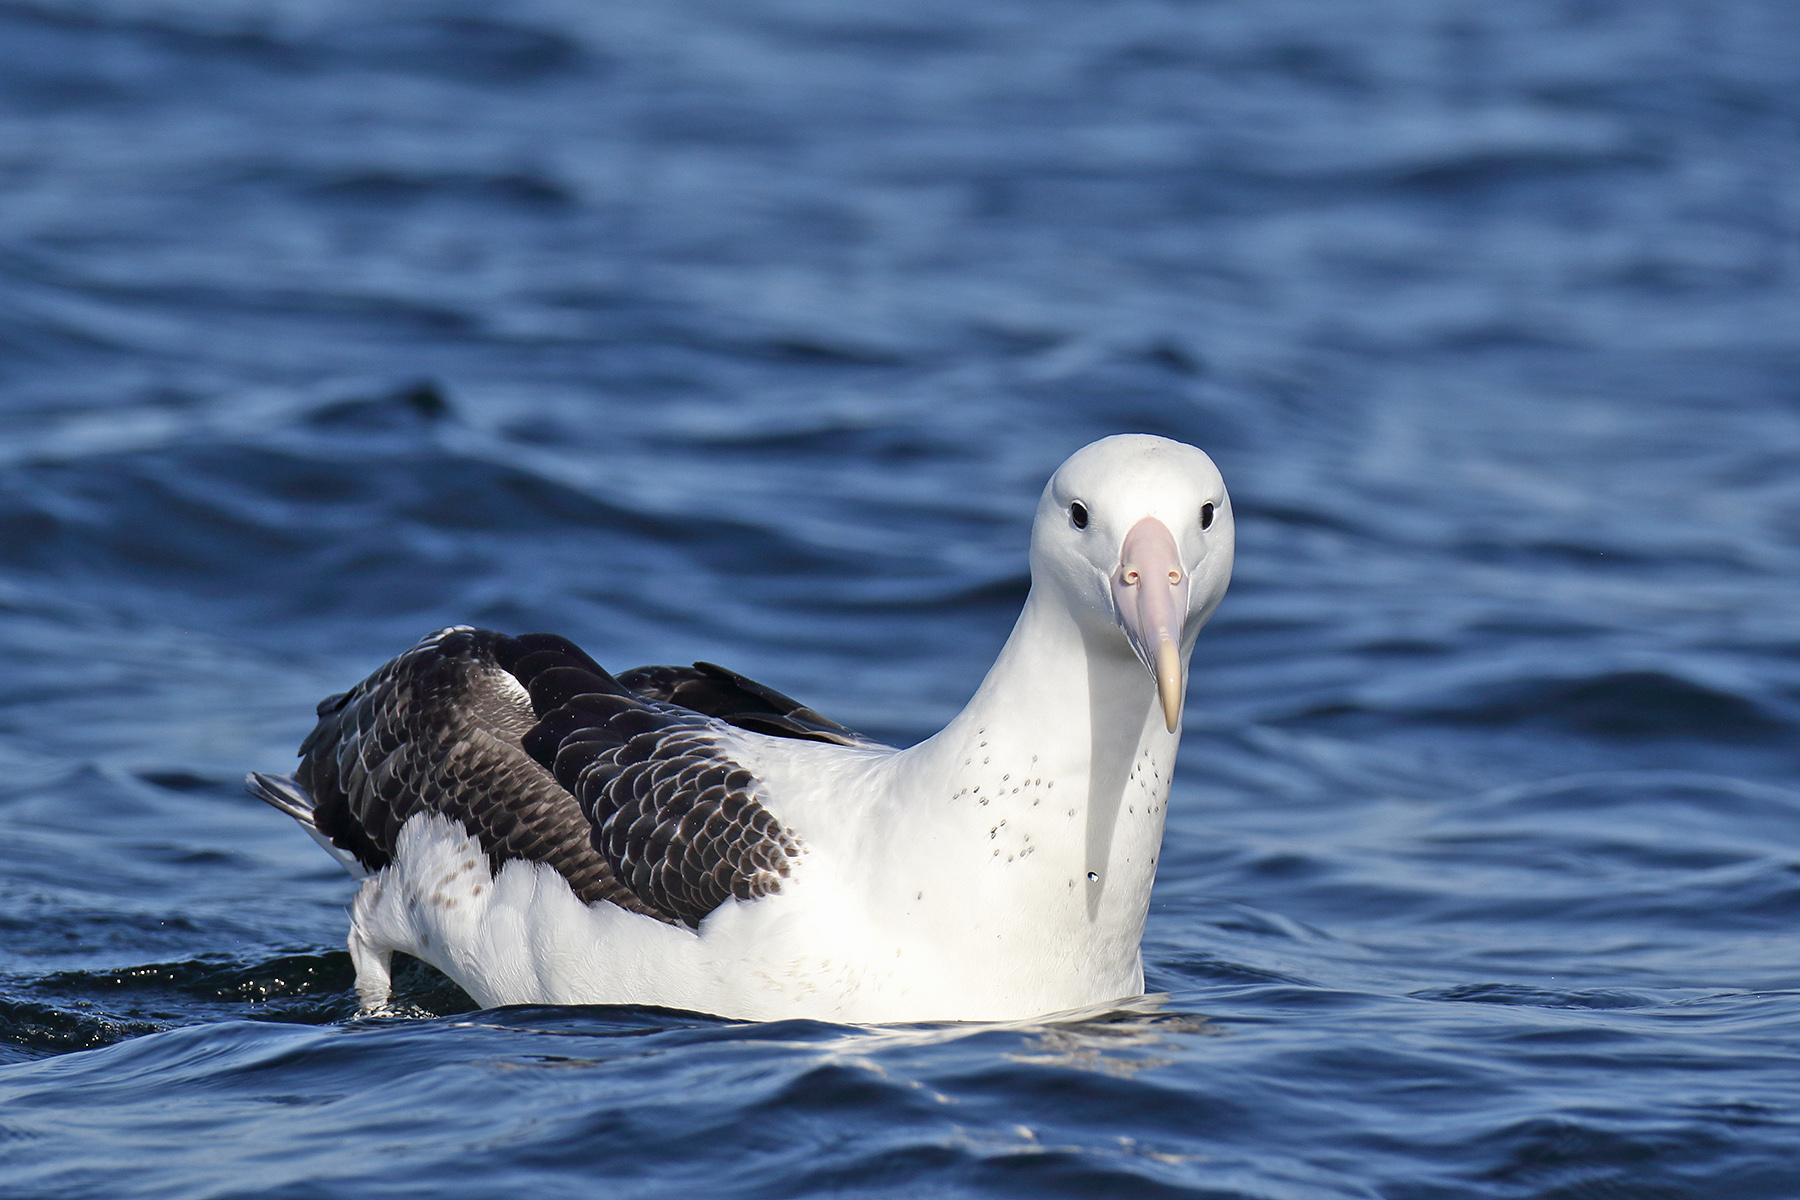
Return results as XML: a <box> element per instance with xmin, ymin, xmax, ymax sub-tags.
<box><xmin>1070</xmin><ymin>501</ymin><xmax>1089</xmax><ymax>529</ymax></box>
<box><xmin>1200</xmin><ymin>502</ymin><xmax>1215</xmax><ymax>530</ymax></box>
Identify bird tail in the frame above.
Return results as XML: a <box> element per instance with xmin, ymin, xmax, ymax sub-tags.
<box><xmin>246</xmin><ymin>771</ymin><xmax>314</xmax><ymax>823</ymax></box>
<box><xmin>245</xmin><ymin>772</ymin><xmax>371</xmax><ymax>880</ymax></box>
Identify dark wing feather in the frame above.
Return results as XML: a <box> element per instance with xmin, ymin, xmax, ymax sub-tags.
<box><xmin>294</xmin><ymin>627</ymin><xmax>662</xmax><ymax>919</ymax></box>
<box><xmin>615</xmin><ymin>662</ymin><xmax>876</xmax><ymax>746</ymax></box>
<box><xmin>521</xmin><ymin>661</ymin><xmax>805</xmax><ymax>930</ymax></box>
<box><xmin>287</xmin><ymin>627</ymin><xmax>815</xmax><ymax>930</ymax></box>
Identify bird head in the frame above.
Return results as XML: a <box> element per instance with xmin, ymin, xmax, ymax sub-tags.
<box><xmin>1030</xmin><ymin>434</ymin><xmax>1234</xmax><ymax>732</ymax></box>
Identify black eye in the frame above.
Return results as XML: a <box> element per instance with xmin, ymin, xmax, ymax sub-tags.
<box><xmin>1200</xmin><ymin>502</ymin><xmax>1215</xmax><ymax>530</ymax></box>
<box><xmin>1070</xmin><ymin>501</ymin><xmax>1089</xmax><ymax>529</ymax></box>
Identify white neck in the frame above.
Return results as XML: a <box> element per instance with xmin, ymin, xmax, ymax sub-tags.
<box><xmin>873</xmin><ymin>584</ymin><xmax>1181</xmax><ymax>999</ymax></box>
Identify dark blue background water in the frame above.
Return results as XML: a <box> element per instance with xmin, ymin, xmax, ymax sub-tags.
<box><xmin>1</xmin><ymin>1</ymin><xmax>1798</xmax><ymax>1195</ymax></box>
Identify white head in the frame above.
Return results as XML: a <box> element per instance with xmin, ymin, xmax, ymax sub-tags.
<box><xmin>1029</xmin><ymin>434</ymin><xmax>1234</xmax><ymax>731</ymax></box>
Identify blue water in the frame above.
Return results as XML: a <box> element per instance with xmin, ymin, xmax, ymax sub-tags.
<box><xmin>2</xmin><ymin>0</ymin><xmax>1799</xmax><ymax>1195</ymax></box>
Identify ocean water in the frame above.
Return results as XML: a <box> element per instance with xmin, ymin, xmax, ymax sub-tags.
<box><xmin>1</xmin><ymin>0</ymin><xmax>1799</xmax><ymax>1195</ymax></box>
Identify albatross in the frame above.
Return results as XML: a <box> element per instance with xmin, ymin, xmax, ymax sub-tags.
<box><xmin>249</xmin><ymin>434</ymin><xmax>1233</xmax><ymax>1022</ymax></box>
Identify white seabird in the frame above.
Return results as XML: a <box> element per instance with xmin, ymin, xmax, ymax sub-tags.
<box><xmin>249</xmin><ymin>434</ymin><xmax>1234</xmax><ymax>1022</ymax></box>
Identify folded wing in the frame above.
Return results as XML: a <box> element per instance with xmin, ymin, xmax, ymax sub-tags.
<box><xmin>286</xmin><ymin>626</ymin><xmax>849</xmax><ymax>929</ymax></box>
